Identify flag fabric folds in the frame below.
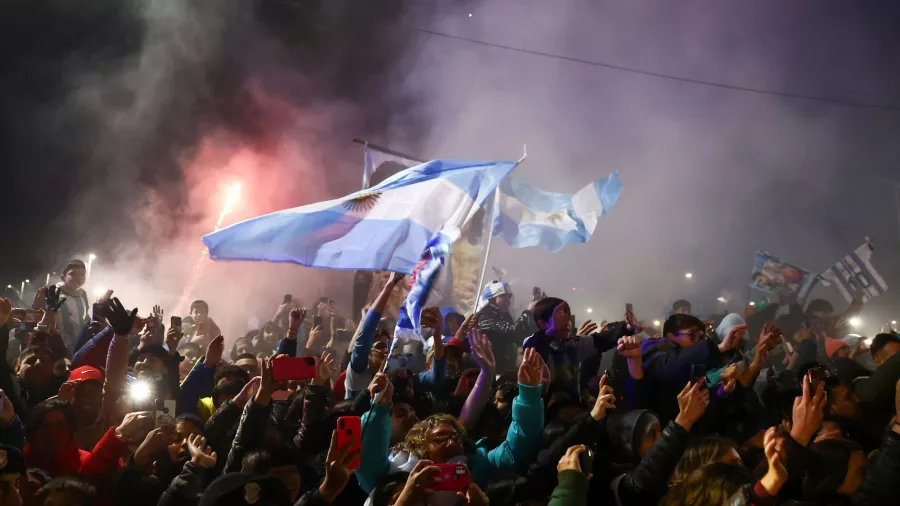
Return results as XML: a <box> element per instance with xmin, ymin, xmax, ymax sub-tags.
<box><xmin>393</xmin><ymin>229</ymin><xmax>457</xmax><ymax>342</ymax></box>
<box><xmin>492</xmin><ymin>172</ymin><xmax>622</xmax><ymax>252</ymax></box>
<box><xmin>820</xmin><ymin>241</ymin><xmax>888</xmax><ymax>303</ymax></box>
<box><xmin>749</xmin><ymin>251</ymin><xmax>819</xmax><ymax>299</ymax></box>
<box><xmin>202</xmin><ymin>159</ymin><xmax>518</xmax><ymax>274</ymax></box>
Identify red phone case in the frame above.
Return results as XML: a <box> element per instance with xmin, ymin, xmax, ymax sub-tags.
<box><xmin>336</xmin><ymin>416</ymin><xmax>361</xmax><ymax>470</ymax></box>
<box><xmin>272</xmin><ymin>356</ymin><xmax>317</xmax><ymax>381</ymax></box>
<box><xmin>431</xmin><ymin>463</ymin><xmax>471</xmax><ymax>492</ymax></box>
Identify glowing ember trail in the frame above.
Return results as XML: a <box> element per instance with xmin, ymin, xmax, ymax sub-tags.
<box><xmin>174</xmin><ymin>182</ymin><xmax>242</xmax><ymax>315</ymax></box>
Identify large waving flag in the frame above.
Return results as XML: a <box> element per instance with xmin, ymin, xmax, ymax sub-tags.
<box><xmin>203</xmin><ymin>160</ymin><xmax>517</xmax><ymax>274</ymax></box>
<box><xmin>393</xmin><ymin>228</ymin><xmax>457</xmax><ymax>342</ymax></box>
<box><xmin>820</xmin><ymin>240</ymin><xmax>888</xmax><ymax>303</ymax></box>
<box><xmin>492</xmin><ymin>172</ymin><xmax>622</xmax><ymax>252</ymax></box>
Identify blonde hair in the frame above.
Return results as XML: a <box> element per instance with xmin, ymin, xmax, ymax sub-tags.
<box><xmin>393</xmin><ymin>414</ymin><xmax>473</xmax><ymax>458</ymax></box>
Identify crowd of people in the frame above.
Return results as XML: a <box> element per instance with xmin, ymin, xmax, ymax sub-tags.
<box><xmin>1</xmin><ymin>257</ymin><xmax>900</xmax><ymax>506</ymax></box>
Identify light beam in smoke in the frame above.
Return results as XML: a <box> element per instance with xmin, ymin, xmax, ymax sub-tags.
<box><xmin>175</xmin><ymin>182</ymin><xmax>243</xmax><ymax>315</ymax></box>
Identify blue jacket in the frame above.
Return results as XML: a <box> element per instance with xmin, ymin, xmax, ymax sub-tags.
<box><xmin>178</xmin><ymin>358</ymin><xmax>217</xmax><ymax>416</ymax></box>
<box><xmin>355</xmin><ymin>382</ymin><xmax>544</xmax><ymax>493</ymax></box>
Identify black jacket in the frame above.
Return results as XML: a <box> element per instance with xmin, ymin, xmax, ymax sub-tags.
<box><xmin>476</xmin><ymin>303</ymin><xmax>534</xmax><ymax>372</ymax></box>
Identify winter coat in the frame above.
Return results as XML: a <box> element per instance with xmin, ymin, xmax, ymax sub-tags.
<box><xmin>476</xmin><ymin>303</ymin><xmax>534</xmax><ymax>372</ymax></box>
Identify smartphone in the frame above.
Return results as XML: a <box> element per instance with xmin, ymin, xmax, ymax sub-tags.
<box><xmin>283</xmin><ymin>294</ymin><xmax>292</xmax><ymax>304</ymax></box>
<box><xmin>783</xmin><ymin>341</ymin><xmax>794</xmax><ymax>355</ymax></box>
<box><xmin>532</xmin><ymin>286</ymin><xmax>542</xmax><ymax>301</ymax></box>
<box><xmin>336</xmin><ymin>416</ymin><xmax>361</xmax><ymax>470</ymax></box>
<box><xmin>431</xmin><ymin>463</ymin><xmax>471</xmax><ymax>492</ymax></box>
<box><xmin>625</xmin><ymin>303</ymin><xmax>634</xmax><ymax>314</ymax></box>
<box><xmin>807</xmin><ymin>365</ymin><xmax>826</xmax><ymax>391</ymax></box>
<box><xmin>170</xmin><ymin>316</ymin><xmax>182</xmax><ymax>334</ymax></box>
<box><xmin>22</xmin><ymin>309</ymin><xmax>43</xmax><ymax>323</ymax></box>
<box><xmin>690</xmin><ymin>364</ymin><xmax>708</xmax><ymax>387</ymax></box>
<box><xmin>272</xmin><ymin>356</ymin><xmax>317</xmax><ymax>381</ymax></box>
<box><xmin>578</xmin><ymin>447</ymin><xmax>594</xmax><ymax>475</ymax></box>
<box><xmin>92</xmin><ymin>303</ymin><xmax>104</xmax><ymax>321</ymax></box>
<box><xmin>155</xmin><ymin>399</ymin><xmax>177</xmax><ymax>428</ymax></box>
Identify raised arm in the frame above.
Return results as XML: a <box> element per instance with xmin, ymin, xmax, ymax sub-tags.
<box><xmin>354</xmin><ymin>373</ymin><xmax>394</xmax><ymax>493</ymax></box>
<box><xmin>458</xmin><ymin>326</ymin><xmax>496</xmax><ymax>431</ymax></box>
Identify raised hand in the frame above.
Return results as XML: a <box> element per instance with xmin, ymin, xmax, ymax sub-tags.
<box><xmin>319</xmin><ymin>429</ymin><xmax>362</xmax><ymax>503</ymax></box>
<box><xmin>234</xmin><ymin>377</ymin><xmax>261</xmax><ymax>407</ymax></box>
<box><xmin>518</xmin><ymin>348</ymin><xmax>546</xmax><ymax>387</ymax></box>
<box><xmin>44</xmin><ymin>285</ymin><xmax>67</xmax><ymax>312</ymax></box>
<box><xmin>790</xmin><ymin>374</ymin><xmax>826</xmax><ymax>446</ymax></box>
<box><xmin>401</xmin><ymin>459</ymin><xmax>442</xmax><ymax>498</ymax></box>
<box><xmin>557</xmin><ymin>445</ymin><xmax>589</xmax><ymax>475</ymax></box>
<box><xmin>204</xmin><ymin>335</ymin><xmax>225</xmax><ymax>367</ymax></box>
<box><xmin>616</xmin><ymin>335</ymin><xmax>641</xmax><ymax>358</ymax></box>
<box><xmin>107</xmin><ymin>297</ymin><xmax>138</xmax><ymax>336</ymax></box>
<box><xmin>186</xmin><ymin>433</ymin><xmax>218</xmax><ymax>469</ymax></box>
<box><xmin>287</xmin><ymin>307</ymin><xmax>307</xmax><ymax>339</ymax></box>
<box><xmin>57</xmin><ymin>382</ymin><xmax>76</xmax><ymax>404</ymax></box>
<box><xmin>256</xmin><ymin>355</ymin><xmax>286</xmax><ymax>406</ymax></box>
<box><xmin>117</xmin><ymin>411</ymin><xmax>153</xmax><ymax>442</ymax></box>
<box><xmin>760</xmin><ymin>427</ymin><xmax>788</xmax><ymax>495</ymax></box>
<box><xmin>165</xmin><ymin>326</ymin><xmax>183</xmax><ymax>356</ymax></box>
<box><xmin>543</xmin><ymin>302</ymin><xmax>570</xmax><ymax>337</ymax></box>
<box><xmin>456</xmin><ymin>483</ymin><xmax>489</xmax><ymax>506</ymax></box>
<box><xmin>455</xmin><ymin>314</ymin><xmax>477</xmax><ymax>343</ymax></box>
<box><xmin>133</xmin><ymin>426</ymin><xmax>177</xmax><ymax>468</ymax></box>
<box><xmin>674</xmin><ymin>380</ymin><xmax>710</xmax><ymax>431</ymax></box>
<box><xmin>387</xmin><ymin>272</ymin><xmax>405</xmax><ymax>287</ymax></box>
<box><xmin>0</xmin><ymin>388</ymin><xmax>15</xmax><ymax>425</ymax></box>
<box><xmin>718</xmin><ymin>323</ymin><xmax>748</xmax><ymax>353</ymax></box>
<box><xmin>0</xmin><ymin>298</ymin><xmax>11</xmax><ymax>327</ymax></box>
<box><xmin>469</xmin><ymin>329</ymin><xmax>496</xmax><ymax>375</ymax></box>
<box><xmin>758</xmin><ymin>324</ymin><xmax>782</xmax><ymax>350</ymax></box>
<box><xmin>312</xmin><ymin>352</ymin><xmax>334</xmax><ymax>386</ymax></box>
<box><xmin>577</xmin><ymin>320</ymin><xmax>599</xmax><ymax>337</ymax></box>
<box><xmin>590</xmin><ymin>374</ymin><xmax>616</xmax><ymax>421</ymax></box>
<box><xmin>368</xmin><ymin>372</ymin><xmax>393</xmax><ymax>406</ymax></box>
<box><xmin>96</xmin><ymin>289</ymin><xmax>114</xmax><ymax>305</ymax></box>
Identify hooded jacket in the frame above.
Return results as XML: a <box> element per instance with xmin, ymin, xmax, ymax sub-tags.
<box><xmin>355</xmin><ymin>383</ymin><xmax>544</xmax><ymax>497</ymax></box>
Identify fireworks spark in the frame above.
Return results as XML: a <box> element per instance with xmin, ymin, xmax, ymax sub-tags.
<box><xmin>175</xmin><ymin>182</ymin><xmax>242</xmax><ymax>315</ymax></box>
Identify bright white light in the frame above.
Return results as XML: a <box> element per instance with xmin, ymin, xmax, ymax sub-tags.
<box><xmin>865</xmin><ymin>338</ymin><xmax>874</xmax><ymax>346</ymax></box>
<box><xmin>5</xmin><ymin>285</ymin><xmax>11</xmax><ymax>289</ymax></box>
<box><xmin>93</xmin><ymin>287</ymin><xmax>108</xmax><ymax>298</ymax></box>
<box><xmin>717</xmin><ymin>297</ymin><xmax>728</xmax><ymax>304</ymax></box>
<box><xmin>223</xmin><ymin>182</ymin><xmax>242</xmax><ymax>216</ymax></box>
<box><xmin>653</xmin><ymin>320</ymin><xmax>661</xmax><ymax>327</ymax></box>
<box><xmin>468</xmin><ymin>13</ymin><xmax>473</xmax><ymax>17</ymax></box>
<box><xmin>88</xmin><ymin>253</ymin><xmax>97</xmax><ymax>261</ymax></box>
<box><xmin>586</xmin><ymin>308</ymin><xmax>593</xmax><ymax>314</ymax></box>
<box><xmin>24</xmin><ymin>280</ymin><xmax>29</xmax><ymax>283</ymax></box>
<box><xmin>684</xmin><ymin>272</ymin><xmax>693</xmax><ymax>279</ymax></box>
<box><xmin>129</xmin><ymin>380</ymin><xmax>152</xmax><ymax>402</ymax></box>
<box><xmin>848</xmin><ymin>317</ymin><xmax>862</xmax><ymax>328</ymax></box>
<box><xmin>892</xmin><ymin>320</ymin><xmax>898</xmax><ymax>325</ymax></box>
<box><xmin>749</xmin><ymin>302</ymin><xmax>756</xmax><ymax>306</ymax></box>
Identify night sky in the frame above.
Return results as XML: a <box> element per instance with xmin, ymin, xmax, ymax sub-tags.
<box><xmin>1</xmin><ymin>0</ymin><xmax>899</xmax><ymax>331</ymax></box>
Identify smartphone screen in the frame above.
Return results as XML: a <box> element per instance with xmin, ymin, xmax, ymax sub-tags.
<box><xmin>170</xmin><ymin>316</ymin><xmax>182</xmax><ymax>333</ymax></box>
<box><xmin>283</xmin><ymin>294</ymin><xmax>292</xmax><ymax>304</ymax></box>
<box><xmin>690</xmin><ymin>364</ymin><xmax>708</xmax><ymax>387</ymax></box>
<box><xmin>272</xmin><ymin>356</ymin><xmax>317</xmax><ymax>381</ymax></box>
<box><xmin>336</xmin><ymin>416</ymin><xmax>361</xmax><ymax>470</ymax></box>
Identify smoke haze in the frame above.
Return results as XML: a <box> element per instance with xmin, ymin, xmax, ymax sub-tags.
<box><xmin>1</xmin><ymin>0</ymin><xmax>899</xmax><ymax>337</ymax></box>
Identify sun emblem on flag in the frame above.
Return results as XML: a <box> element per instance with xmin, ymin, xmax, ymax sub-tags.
<box><xmin>343</xmin><ymin>190</ymin><xmax>382</xmax><ymax>212</ymax></box>
<box><xmin>547</xmin><ymin>210</ymin><xmax>568</xmax><ymax>225</ymax></box>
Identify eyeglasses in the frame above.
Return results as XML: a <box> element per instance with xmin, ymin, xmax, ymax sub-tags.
<box><xmin>428</xmin><ymin>430</ymin><xmax>462</xmax><ymax>446</ymax></box>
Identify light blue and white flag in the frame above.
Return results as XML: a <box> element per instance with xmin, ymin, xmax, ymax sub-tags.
<box><xmin>820</xmin><ymin>241</ymin><xmax>888</xmax><ymax>303</ymax></box>
<box><xmin>362</xmin><ymin>144</ymin><xmax>422</xmax><ymax>189</ymax></box>
<box><xmin>393</xmin><ymin>229</ymin><xmax>457</xmax><ymax>342</ymax></box>
<box><xmin>492</xmin><ymin>172</ymin><xmax>622</xmax><ymax>252</ymax></box>
<box><xmin>203</xmin><ymin>159</ymin><xmax>518</xmax><ymax>273</ymax></box>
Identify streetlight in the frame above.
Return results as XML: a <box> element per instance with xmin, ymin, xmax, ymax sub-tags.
<box><xmin>653</xmin><ymin>320</ymin><xmax>661</xmax><ymax>327</ymax></box>
<box><xmin>717</xmin><ymin>297</ymin><xmax>728</xmax><ymax>304</ymax></box>
<box><xmin>892</xmin><ymin>320</ymin><xmax>898</xmax><ymax>326</ymax></box>
<box><xmin>586</xmin><ymin>308</ymin><xmax>593</xmax><ymax>314</ymax></box>
<box><xmin>848</xmin><ymin>317</ymin><xmax>862</xmax><ymax>328</ymax></box>
<box><xmin>684</xmin><ymin>272</ymin><xmax>693</xmax><ymax>279</ymax></box>
<box><xmin>749</xmin><ymin>302</ymin><xmax>756</xmax><ymax>306</ymax></box>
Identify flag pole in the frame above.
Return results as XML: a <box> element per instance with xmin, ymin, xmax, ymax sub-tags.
<box><xmin>472</xmin><ymin>188</ymin><xmax>499</xmax><ymax>315</ymax></box>
<box><xmin>894</xmin><ymin>182</ymin><xmax>900</xmax><ymax>243</ymax></box>
<box><xmin>470</xmin><ymin>146</ymin><xmax>528</xmax><ymax>315</ymax></box>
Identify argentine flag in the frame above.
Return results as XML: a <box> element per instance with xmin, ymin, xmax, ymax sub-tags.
<box><xmin>493</xmin><ymin>172</ymin><xmax>622</xmax><ymax>252</ymax></box>
<box><xmin>203</xmin><ymin>160</ymin><xmax>518</xmax><ymax>274</ymax></box>
<box><xmin>393</xmin><ymin>228</ymin><xmax>456</xmax><ymax>342</ymax></box>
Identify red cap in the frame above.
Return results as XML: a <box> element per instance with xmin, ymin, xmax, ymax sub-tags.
<box><xmin>67</xmin><ymin>366</ymin><xmax>104</xmax><ymax>385</ymax></box>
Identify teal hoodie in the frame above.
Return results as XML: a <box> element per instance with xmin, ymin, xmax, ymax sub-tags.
<box><xmin>355</xmin><ymin>382</ymin><xmax>544</xmax><ymax>494</ymax></box>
